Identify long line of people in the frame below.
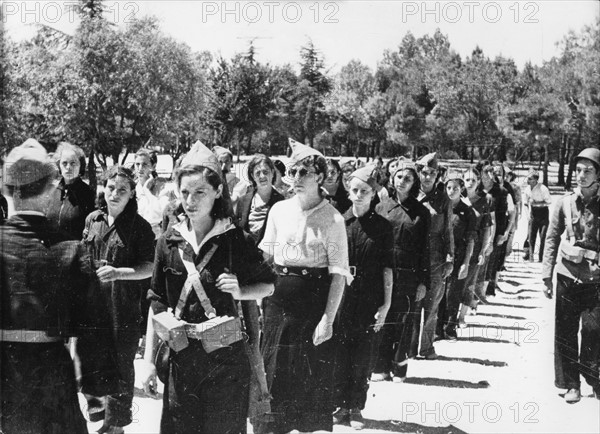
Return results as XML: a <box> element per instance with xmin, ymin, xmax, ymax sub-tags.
<box><xmin>1</xmin><ymin>138</ymin><xmax>598</xmax><ymax>434</ymax></box>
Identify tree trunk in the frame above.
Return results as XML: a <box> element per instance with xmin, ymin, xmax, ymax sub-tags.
<box><xmin>558</xmin><ymin>133</ymin><xmax>566</xmax><ymax>186</ymax></box>
<box><xmin>542</xmin><ymin>140</ymin><xmax>549</xmax><ymax>187</ymax></box>
<box><xmin>88</xmin><ymin>146</ymin><xmax>97</xmax><ymax>193</ymax></box>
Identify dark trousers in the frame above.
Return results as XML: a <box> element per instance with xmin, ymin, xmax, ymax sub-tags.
<box><xmin>374</xmin><ymin>276</ymin><xmax>419</xmax><ymax>376</ymax></box>
<box><xmin>554</xmin><ymin>274</ymin><xmax>600</xmax><ymax>390</ymax></box>
<box><xmin>445</xmin><ymin>264</ymin><xmax>468</xmax><ymax>328</ymax></box>
<box><xmin>161</xmin><ymin>340</ymin><xmax>250</xmax><ymax>434</ymax></box>
<box><xmin>528</xmin><ymin>207</ymin><xmax>549</xmax><ymax>262</ymax></box>
<box><xmin>85</xmin><ymin>336</ymin><xmax>139</xmax><ymax>427</ymax></box>
<box><xmin>333</xmin><ymin>329</ymin><xmax>377</xmax><ymax>410</ymax></box>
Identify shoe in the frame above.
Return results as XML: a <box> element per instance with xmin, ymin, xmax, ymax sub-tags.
<box><xmin>332</xmin><ymin>407</ymin><xmax>349</xmax><ymax>425</ymax></box>
<box><xmin>523</xmin><ymin>252</ymin><xmax>530</xmax><ymax>261</ymax></box>
<box><xmin>564</xmin><ymin>388</ymin><xmax>581</xmax><ymax>403</ymax></box>
<box><xmin>370</xmin><ymin>372</ymin><xmax>390</xmax><ymax>382</ymax></box>
<box><xmin>444</xmin><ymin>325</ymin><xmax>458</xmax><ymax>340</ymax></box>
<box><xmin>349</xmin><ymin>408</ymin><xmax>365</xmax><ymax>430</ymax></box>
<box><xmin>96</xmin><ymin>426</ymin><xmax>124</xmax><ymax>434</ymax></box>
<box><xmin>392</xmin><ymin>375</ymin><xmax>406</xmax><ymax>383</ymax></box>
<box><xmin>419</xmin><ymin>349</ymin><xmax>439</xmax><ymax>360</ymax></box>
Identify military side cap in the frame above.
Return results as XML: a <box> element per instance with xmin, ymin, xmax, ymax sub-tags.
<box><xmin>2</xmin><ymin>138</ymin><xmax>57</xmax><ymax>187</ymax></box>
<box><xmin>212</xmin><ymin>145</ymin><xmax>233</xmax><ymax>159</ymax></box>
<box><xmin>415</xmin><ymin>152</ymin><xmax>439</xmax><ymax>170</ymax></box>
<box><xmin>289</xmin><ymin>138</ymin><xmax>324</xmax><ymax>164</ymax></box>
<box><xmin>350</xmin><ymin>164</ymin><xmax>379</xmax><ymax>189</ymax></box>
<box><xmin>180</xmin><ymin>140</ymin><xmax>223</xmax><ymax>180</ymax></box>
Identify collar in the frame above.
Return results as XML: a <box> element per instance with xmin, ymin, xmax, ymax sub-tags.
<box><xmin>574</xmin><ymin>184</ymin><xmax>600</xmax><ymax>201</ymax></box>
<box><xmin>172</xmin><ymin>217</ymin><xmax>235</xmax><ymax>255</ymax></box>
<box><xmin>293</xmin><ymin>196</ymin><xmax>328</xmax><ymax>217</ymax></box>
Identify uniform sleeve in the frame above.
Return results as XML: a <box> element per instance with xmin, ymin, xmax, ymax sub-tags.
<box><xmin>419</xmin><ymin>209</ymin><xmax>431</xmax><ymax>289</ymax></box>
<box><xmin>133</xmin><ymin>218</ymin><xmax>156</xmax><ymax>264</ymax></box>
<box><xmin>326</xmin><ymin>212</ymin><xmax>353</xmax><ymax>285</ymax></box>
<box><xmin>258</xmin><ymin>204</ymin><xmax>278</xmax><ymax>257</ymax></box>
<box><xmin>542</xmin><ymin>185</ymin><xmax>553</xmax><ymax>206</ymax></box>
<box><xmin>148</xmin><ymin>236</ymin><xmax>169</xmax><ymax>314</ymax></box>
<box><xmin>542</xmin><ymin>196</ymin><xmax>566</xmax><ymax>281</ymax></box>
<box><xmin>380</xmin><ymin>219</ymin><xmax>395</xmax><ymax>269</ymax></box>
<box><xmin>465</xmin><ymin>205</ymin><xmax>477</xmax><ymax>243</ymax></box>
<box><xmin>233</xmin><ymin>229</ymin><xmax>277</xmax><ymax>286</ymax></box>
<box><xmin>444</xmin><ymin>197</ymin><xmax>455</xmax><ymax>258</ymax></box>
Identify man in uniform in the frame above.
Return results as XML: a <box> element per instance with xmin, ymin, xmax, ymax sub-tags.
<box><xmin>543</xmin><ymin>147</ymin><xmax>600</xmax><ymax>403</ymax></box>
<box><xmin>523</xmin><ymin>170</ymin><xmax>552</xmax><ymax>262</ymax></box>
<box><xmin>0</xmin><ymin>139</ymin><xmax>90</xmax><ymax>433</ymax></box>
<box><xmin>415</xmin><ymin>152</ymin><xmax>454</xmax><ymax>359</ymax></box>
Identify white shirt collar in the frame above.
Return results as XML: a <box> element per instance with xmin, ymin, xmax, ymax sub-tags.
<box><xmin>173</xmin><ymin>217</ymin><xmax>235</xmax><ymax>255</ymax></box>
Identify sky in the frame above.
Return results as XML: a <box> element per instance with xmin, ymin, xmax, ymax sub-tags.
<box><xmin>2</xmin><ymin>1</ymin><xmax>599</xmax><ymax>71</ymax></box>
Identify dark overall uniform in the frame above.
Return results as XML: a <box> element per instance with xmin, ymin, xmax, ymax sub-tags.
<box><xmin>485</xmin><ymin>182</ymin><xmax>510</xmax><ymax>295</ymax></box>
<box><xmin>149</xmin><ymin>219</ymin><xmax>276</xmax><ymax>434</ymax></box>
<box><xmin>543</xmin><ymin>188</ymin><xmax>600</xmax><ymax>394</ymax></box>
<box><xmin>417</xmin><ymin>183</ymin><xmax>454</xmax><ymax>356</ymax></box>
<box><xmin>0</xmin><ymin>214</ymin><xmax>90</xmax><ymax>433</ymax></box>
<box><xmin>444</xmin><ymin>199</ymin><xmax>477</xmax><ymax>330</ymax></box>
<box><xmin>46</xmin><ymin>177</ymin><xmax>96</xmax><ymax>240</ymax></box>
<box><xmin>334</xmin><ymin>207</ymin><xmax>393</xmax><ymax>408</ymax></box>
<box><xmin>79</xmin><ymin>203</ymin><xmax>155</xmax><ymax>427</ymax></box>
<box><xmin>375</xmin><ymin>196</ymin><xmax>430</xmax><ymax>377</ymax></box>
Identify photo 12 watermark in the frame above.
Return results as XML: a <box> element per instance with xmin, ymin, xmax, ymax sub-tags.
<box><xmin>1</xmin><ymin>1</ymin><xmax>140</xmax><ymax>24</ymax></box>
<box><xmin>400</xmin><ymin>1</ymin><xmax>540</xmax><ymax>24</ymax></box>
<box><xmin>200</xmin><ymin>1</ymin><xmax>340</xmax><ymax>24</ymax></box>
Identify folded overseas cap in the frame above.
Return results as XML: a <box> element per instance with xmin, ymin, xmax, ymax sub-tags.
<box><xmin>180</xmin><ymin>140</ymin><xmax>223</xmax><ymax>181</ymax></box>
<box><xmin>350</xmin><ymin>164</ymin><xmax>379</xmax><ymax>189</ymax></box>
<box><xmin>212</xmin><ymin>145</ymin><xmax>233</xmax><ymax>159</ymax></box>
<box><xmin>289</xmin><ymin>138</ymin><xmax>324</xmax><ymax>164</ymax></box>
<box><xmin>2</xmin><ymin>138</ymin><xmax>57</xmax><ymax>187</ymax></box>
<box><xmin>415</xmin><ymin>152</ymin><xmax>439</xmax><ymax>170</ymax></box>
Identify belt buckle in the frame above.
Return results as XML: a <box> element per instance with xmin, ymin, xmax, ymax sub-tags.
<box><xmin>282</xmin><ymin>267</ymin><xmax>288</xmax><ymax>274</ymax></box>
<box><xmin>349</xmin><ymin>266</ymin><xmax>356</xmax><ymax>277</ymax></box>
<box><xmin>301</xmin><ymin>269</ymin><xmax>308</xmax><ymax>276</ymax></box>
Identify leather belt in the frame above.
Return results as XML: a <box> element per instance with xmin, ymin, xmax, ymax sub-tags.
<box><xmin>275</xmin><ymin>265</ymin><xmax>328</xmax><ymax>279</ymax></box>
<box><xmin>0</xmin><ymin>330</ymin><xmax>64</xmax><ymax>343</ymax></box>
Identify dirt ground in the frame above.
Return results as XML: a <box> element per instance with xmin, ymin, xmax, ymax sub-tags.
<box><xmin>82</xmin><ymin>187</ymin><xmax>600</xmax><ymax>434</ymax></box>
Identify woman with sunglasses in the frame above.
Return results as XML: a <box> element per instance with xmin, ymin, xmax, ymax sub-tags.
<box><xmin>258</xmin><ymin>139</ymin><xmax>352</xmax><ymax>434</ymax></box>
<box><xmin>78</xmin><ymin>165</ymin><xmax>155</xmax><ymax>434</ymax></box>
<box><xmin>372</xmin><ymin>165</ymin><xmax>430</xmax><ymax>382</ymax></box>
<box><xmin>141</xmin><ymin>142</ymin><xmax>276</xmax><ymax>434</ymax></box>
<box><xmin>324</xmin><ymin>158</ymin><xmax>352</xmax><ymax>214</ymax></box>
<box><xmin>441</xmin><ymin>171</ymin><xmax>476</xmax><ymax>340</ymax></box>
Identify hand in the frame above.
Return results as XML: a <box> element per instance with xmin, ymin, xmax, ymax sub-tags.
<box><xmin>443</xmin><ymin>262</ymin><xmax>454</xmax><ymax>279</ymax></box>
<box><xmin>415</xmin><ymin>283</ymin><xmax>427</xmax><ymax>302</ymax></box>
<box><xmin>313</xmin><ymin>315</ymin><xmax>334</xmax><ymax>346</ymax></box>
<box><xmin>477</xmin><ymin>254</ymin><xmax>485</xmax><ymax>266</ymax></box>
<box><xmin>496</xmin><ymin>234</ymin><xmax>507</xmax><ymax>246</ymax></box>
<box><xmin>96</xmin><ymin>265</ymin><xmax>121</xmax><ymax>283</ymax></box>
<box><xmin>543</xmin><ymin>279</ymin><xmax>553</xmax><ymax>299</ymax></box>
<box><xmin>458</xmin><ymin>264</ymin><xmax>469</xmax><ymax>280</ymax></box>
<box><xmin>139</xmin><ymin>360</ymin><xmax>158</xmax><ymax>397</ymax></box>
<box><xmin>484</xmin><ymin>244</ymin><xmax>493</xmax><ymax>257</ymax></box>
<box><xmin>373</xmin><ymin>304</ymin><xmax>390</xmax><ymax>333</ymax></box>
<box><xmin>216</xmin><ymin>270</ymin><xmax>241</xmax><ymax>298</ymax></box>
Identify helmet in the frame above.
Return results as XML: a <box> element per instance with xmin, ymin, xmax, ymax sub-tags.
<box><xmin>575</xmin><ymin>148</ymin><xmax>600</xmax><ymax>169</ymax></box>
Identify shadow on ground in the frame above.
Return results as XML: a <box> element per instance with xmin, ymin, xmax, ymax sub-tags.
<box><xmin>336</xmin><ymin>419</ymin><xmax>468</xmax><ymax>433</ymax></box>
<box><xmin>420</xmin><ymin>355</ymin><xmax>508</xmax><ymax>367</ymax></box>
<box><xmin>474</xmin><ymin>312</ymin><xmax>527</xmax><ymax>320</ymax></box>
<box><xmin>404</xmin><ymin>377</ymin><xmax>491</xmax><ymax>389</ymax></box>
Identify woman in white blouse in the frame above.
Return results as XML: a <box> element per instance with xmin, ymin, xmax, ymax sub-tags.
<box><xmin>257</xmin><ymin>139</ymin><xmax>352</xmax><ymax>434</ymax></box>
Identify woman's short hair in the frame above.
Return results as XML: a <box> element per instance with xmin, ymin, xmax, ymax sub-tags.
<box><xmin>175</xmin><ymin>165</ymin><xmax>229</xmax><ymax>220</ymax></box>
<box><xmin>103</xmin><ymin>165</ymin><xmax>138</xmax><ymax>213</ymax></box>
<box><xmin>395</xmin><ymin>167</ymin><xmax>421</xmax><ymax>198</ymax></box>
<box><xmin>247</xmin><ymin>154</ymin><xmax>276</xmax><ymax>188</ymax></box>
<box><xmin>293</xmin><ymin>155</ymin><xmax>328</xmax><ymax>196</ymax></box>
<box><xmin>135</xmin><ymin>148</ymin><xmax>158</xmax><ymax>166</ymax></box>
<box><xmin>55</xmin><ymin>142</ymin><xmax>86</xmax><ymax>177</ymax></box>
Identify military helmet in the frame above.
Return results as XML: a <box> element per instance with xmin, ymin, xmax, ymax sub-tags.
<box><xmin>575</xmin><ymin>148</ymin><xmax>600</xmax><ymax>170</ymax></box>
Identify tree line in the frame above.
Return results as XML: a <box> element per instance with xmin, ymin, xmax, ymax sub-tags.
<box><xmin>1</xmin><ymin>0</ymin><xmax>598</xmax><ymax>190</ymax></box>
